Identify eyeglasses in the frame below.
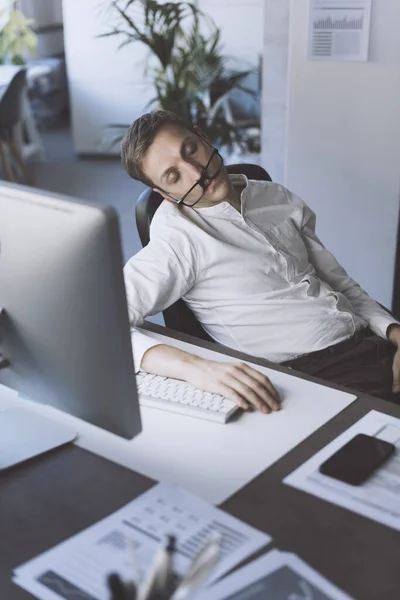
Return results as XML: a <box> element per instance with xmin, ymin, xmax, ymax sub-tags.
<box><xmin>160</xmin><ymin>144</ymin><xmax>224</xmax><ymax>208</ymax></box>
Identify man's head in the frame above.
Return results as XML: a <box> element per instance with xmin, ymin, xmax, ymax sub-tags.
<box><xmin>121</xmin><ymin>110</ymin><xmax>232</xmax><ymax>208</ymax></box>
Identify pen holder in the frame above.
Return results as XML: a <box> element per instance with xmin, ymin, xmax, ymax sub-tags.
<box><xmin>108</xmin><ymin>531</ymin><xmax>220</xmax><ymax>600</ymax></box>
<box><xmin>108</xmin><ymin>571</ymin><xmax>180</xmax><ymax>600</ymax></box>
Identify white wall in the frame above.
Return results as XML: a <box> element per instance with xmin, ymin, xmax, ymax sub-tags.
<box><xmin>62</xmin><ymin>0</ymin><xmax>153</xmax><ymax>154</ymax></box>
<box><xmin>62</xmin><ymin>0</ymin><xmax>263</xmax><ymax>155</ymax></box>
<box><xmin>285</xmin><ymin>0</ymin><xmax>400</xmax><ymax>308</ymax></box>
<box><xmin>199</xmin><ymin>0</ymin><xmax>263</xmax><ymax>67</ymax></box>
<box><xmin>261</xmin><ymin>0</ymin><xmax>290</xmax><ymax>183</ymax></box>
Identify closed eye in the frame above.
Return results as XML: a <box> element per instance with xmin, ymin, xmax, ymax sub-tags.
<box><xmin>167</xmin><ymin>170</ymin><xmax>180</xmax><ymax>185</ymax></box>
<box><xmin>184</xmin><ymin>141</ymin><xmax>198</xmax><ymax>157</ymax></box>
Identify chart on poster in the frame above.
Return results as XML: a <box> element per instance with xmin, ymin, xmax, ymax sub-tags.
<box><xmin>308</xmin><ymin>0</ymin><xmax>372</xmax><ymax>61</ymax></box>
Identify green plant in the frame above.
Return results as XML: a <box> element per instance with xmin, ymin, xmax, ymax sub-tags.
<box><xmin>0</xmin><ymin>4</ymin><xmax>37</xmax><ymax>65</ymax></box>
<box><xmin>100</xmin><ymin>0</ymin><xmax>258</xmax><ymax>152</ymax></box>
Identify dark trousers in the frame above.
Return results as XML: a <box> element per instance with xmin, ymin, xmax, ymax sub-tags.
<box><xmin>283</xmin><ymin>329</ymin><xmax>399</xmax><ymax>404</ymax></box>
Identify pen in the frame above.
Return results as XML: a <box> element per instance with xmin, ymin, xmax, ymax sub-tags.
<box><xmin>171</xmin><ymin>535</ymin><xmax>221</xmax><ymax>600</ymax></box>
<box><xmin>107</xmin><ymin>573</ymin><xmax>136</xmax><ymax>600</ymax></box>
<box><xmin>125</xmin><ymin>582</ymin><xmax>137</xmax><ymax>600</ymax></box>
<box><xmin>138</xmin><ymin>535</ymin><xmax>176</xmax><ymax>600</ymax></box>
<box><xmin>157</xmin><ymin>535</ymin><xmax>176</xmax><ymax>594</ymax></box>
<box><xmin>181</xmin><ymin>533</ymin><xmax>221</xmax><ymax>583</ymax></box>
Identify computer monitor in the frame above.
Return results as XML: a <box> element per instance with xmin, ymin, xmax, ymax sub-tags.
<box><xmin>0</xmin><ymin>182</ymin><xmax>141</xmax><ymax>449</ymax></box>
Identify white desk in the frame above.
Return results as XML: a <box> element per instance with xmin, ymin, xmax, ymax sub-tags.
<box><xmin>0</xmin><ymin>328</ymin><xmax>355</xmax><ymax>505</ymax></box>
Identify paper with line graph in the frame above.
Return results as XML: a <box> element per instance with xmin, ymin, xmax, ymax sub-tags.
<box><xmin>194</xmin><ymin>550</ymin><xmax>353</xmax><ymax>600</ymax></box>
<box><xmin>13</xmin><ymin>483</ymin><xmax>270</xmax><ymax>600</ymax></box>
<box><xmin>308</xmin><ymin>0</ymin><xmax>372</xmax><ymax>61</ymax></box>
<box><xmin>284</xmin><ymin>411</ymin><xmax>400</xmax><ymax>531</ymax></box>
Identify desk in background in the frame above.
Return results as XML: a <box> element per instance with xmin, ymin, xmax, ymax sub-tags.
<box><xmin>1</xmin><ymin>323</ymin><xmax>400</xmax><ymax>599</ymax></box>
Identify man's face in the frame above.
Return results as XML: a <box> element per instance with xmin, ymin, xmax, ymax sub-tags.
<box><xmin>142</xmin><ymin>124</ymin><xmax>231</xmax><ymax>207</ymax></box>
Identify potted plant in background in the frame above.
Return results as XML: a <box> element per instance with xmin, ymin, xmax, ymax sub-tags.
<box><xmin>0</xmin><ymin>3</ymin><xmax>37</xmax><ymax>65</ymax></box>
<box><xmin>99</xmin><ymin>0</ymin><xmax>260</xmax><ymax>160</ymax></box>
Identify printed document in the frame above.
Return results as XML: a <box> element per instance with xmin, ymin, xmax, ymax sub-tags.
<box><xmin>284</xmin><ymin>410</ymin><xmax>400</xmax><ymax>530</ymax></box>
<box><xmin>308</xmin><ymin>0</ymin><xmax>372</xmax><ymax>61</ymax></box>
<box><xmin>194</xmin><ymin>550</ymin><xmax>353</xmax><ymax>600</ymax></box>
<box><xmin>14</xmin><ymin>483</ymin><xmax>271</xmax><ymax>600</ymax></box>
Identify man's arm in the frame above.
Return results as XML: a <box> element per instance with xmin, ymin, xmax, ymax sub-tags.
<box><xmin>141</xmin><ymin>344</ymin><xmax>280</xmax><ymax>413</ymax></box>
<box><xmin>124</xmin><ymin>238</ymin><xmax>280</xmax><ymax>413</ymax></box>
<box><xmin>299</xmin><ymin>208</ymin><xmax>400</xmax><ymax>340</ymax></box>
<box><xmin>124</xmin><ymin>235</ymin><xmax>197</xmax><ymax>371</ymax></box>
<box><xmin>294</xmin><ymin>200</ymin><xmax>400</xmax><ymax>394</ymax></box>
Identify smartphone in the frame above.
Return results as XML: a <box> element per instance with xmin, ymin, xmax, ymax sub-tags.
<box><xmin>318</xmin><ymin>433</ymin><xmax>396</xmax><ymax>486</ymax></box>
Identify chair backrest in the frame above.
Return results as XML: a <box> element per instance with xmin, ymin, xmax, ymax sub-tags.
<box><xmin>135</xmin><ymin>163</ymin><xmax>272</xmax><ymax>340</ymax></box>
<box><xmin>0</xmin><ymin>69</ymin><xmax>27</xmax><ymax>137</ymax></box>
<box><xmin>393</xmin><ymin>211</ymin><xmax>400</xmax><ymax>320</ymax></box>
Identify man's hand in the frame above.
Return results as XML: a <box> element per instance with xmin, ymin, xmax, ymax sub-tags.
<box><xmin>392</xmin><ymin>350</ymin><xmax>400</xmax><ymax>394</ymax></box>
<box><xmin>184</xmin><ymin>357</ymin><xmax>280</xmax><ymax>414</ymax></box>
<box><xmin>387</xmin><ymin>324</ymin><xmax>400</xmax><ymax>393</ymax></box>
<box><xmin>141</xmin><ymin>345</ymin><xmax>281</xmax><ymax>414</ymax></box>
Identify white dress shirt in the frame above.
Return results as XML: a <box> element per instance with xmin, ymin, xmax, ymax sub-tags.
<box><xmin>124</xmin><ymin>175</ymin><xmax>397</xmax><ymax>370</ymax></box>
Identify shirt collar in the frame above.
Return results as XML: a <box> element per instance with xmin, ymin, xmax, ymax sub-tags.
<box><xmin>192</xmin><ymin>173</ymin><xmax>249</xmax><ymax>217</ymax></box>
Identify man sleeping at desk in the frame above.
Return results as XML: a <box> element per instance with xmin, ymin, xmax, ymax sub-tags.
<box><xmin>121</xmin><ymin>110</ymin><xmax>400</xmax><ymax>414</ymax></box>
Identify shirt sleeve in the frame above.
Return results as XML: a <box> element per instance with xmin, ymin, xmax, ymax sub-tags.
<box><xmin>297</xmin><ymin>199</ymin><xmax>400</xmax><ymax>340</ymax></box>
<box><xmin>123</xmin><ymin>234</ymin><xmax>197</xmax><ymax>371</ymax></box>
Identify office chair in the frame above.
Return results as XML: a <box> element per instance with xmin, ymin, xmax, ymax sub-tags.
<box><xmin>392</xmin><ymin>209</ymin><xmax>400</xmax><ymax>320</ymax></box>
<box><xmin>0</xmin><ymin>69</ymin><xmax>29</xmax><ymax>183</ymax></box>
<box><xmin>135</xmin><ymin>163</ymin><xmax>272</xmax><ymax>341</ymax></box>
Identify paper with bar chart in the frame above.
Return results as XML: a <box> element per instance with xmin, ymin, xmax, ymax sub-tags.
<box><xmin>308</xmin><ymin>0</ymin><xmax>372</xmax><ymax>61</ymax></box>
<box><xmin>13</xmin><ymin>483</ymin><xmax>270</xmax><ymax>600</ymax></box>
<box><xmin>284</xmin><ymin>411</ymin><xmax>400</xmax><ymax>531</ymax></box>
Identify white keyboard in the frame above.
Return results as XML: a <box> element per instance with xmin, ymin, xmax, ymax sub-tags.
<box><xmin>136</xmin><ymin>371</ymin><xmax>240</xmax><ymax>423</ymax></box>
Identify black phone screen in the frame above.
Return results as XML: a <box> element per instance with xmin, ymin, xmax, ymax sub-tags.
<box><xmin>318</xmin><ymin>433</ymin><xmax>395</xmax><ymax>486</ymax></box>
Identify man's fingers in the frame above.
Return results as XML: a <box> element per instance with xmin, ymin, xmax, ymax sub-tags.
<box><xmin>220</xmin><ymin>379</ymin><xmax>269</xmax><ymax>413</ymax></box>
<box><xmin>221</xmin><ymin>376</ymin><xmax>275</xmax><ymax>414</ymax></box>
<box><xmin>230</xmin><ymin>363</ymin><xmax>280</xmax><ymax>408</ymax></box>
<box><xmin>392</xmin><ymin>375</ymin><xmax>400</xmax><ymax>393</ymax></box>
<box><xmin>230</xmin><ymin>371</ymin><xmax>279</xmax><ymax>412</ymax></box>
<box><xmin>217</xmin><ymin>383</ymin><xmax>251</xmax><ymax>411</ymax></box>
<box><xmin>240</xmin><ymin>363</ymin><xmax>281</xmax><ymax>403</ymax></box>
<box><xmin>392</xmin><ymin>356</ymin><xmax>400</xmax><ymax>393</ymax></box>
<box><xmin>201</xmin><ymin>362</ymin><xmax>282</xmax><ymax>413</ymax></box>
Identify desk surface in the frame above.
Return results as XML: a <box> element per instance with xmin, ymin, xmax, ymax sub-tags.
<box><xmin>2</xmin><ymin>323</ymin><xmax>400</xmax><ymax>599</ymax></box>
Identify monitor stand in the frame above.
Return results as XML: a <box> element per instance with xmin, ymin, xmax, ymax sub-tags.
<box><xmin>0</xmin><ymin>406</ymin><xmax>77</xmax><ymax>470</ymax></box>
<box><xmin>0</xmin><ymin>307</ymin><xmax>77</xmax><ymax>469</ymax></box>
